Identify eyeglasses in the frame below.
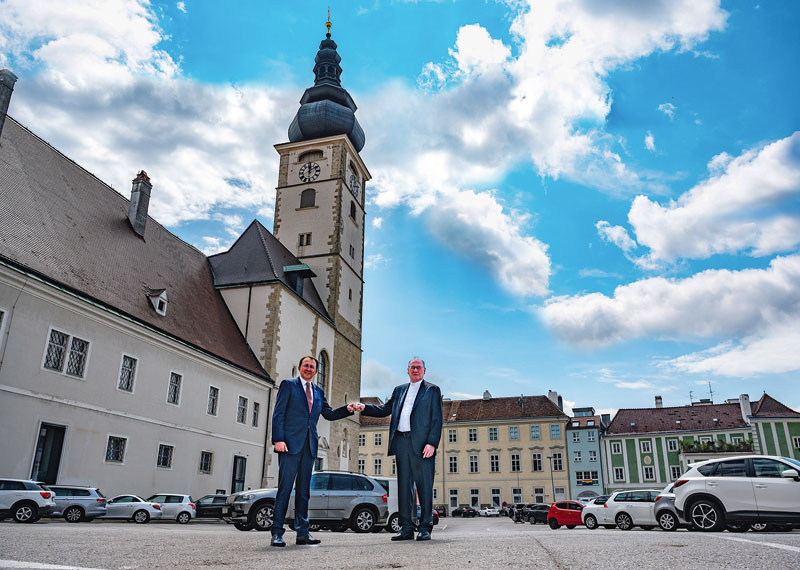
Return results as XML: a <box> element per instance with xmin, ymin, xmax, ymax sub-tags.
<box><xmin>408</xmin><ymin>366</ymin><xmax>424</xmax><ymax>370</ymax></box>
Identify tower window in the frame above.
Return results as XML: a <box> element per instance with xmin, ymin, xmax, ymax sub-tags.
<box><xmin>299</xmin><ymin>150</ymin><xmax>323</xmax><ymax>162</ymax></box>
<box><xmin>349</xmin><ymin>244</ymin><xmax>355</xmax><ymax>259</ymax></box>
<box><xmin>350</xmin><ymin>200</ymin><xmax>356</xmax><ymax>220</ymax></box>
<box><xmin>348</xmin><ymin>288</ymin><xmax>352</xmax><ymax>300</ymax></box>
<box><xmin>299</xmin><ymin>233</ymin><xmax>312</xmax><ymax>247</ymax></box>
<box><xmin>300</xmin><ymin>188</ymin><xmax>316</xmax><ymax>208</ymax></box>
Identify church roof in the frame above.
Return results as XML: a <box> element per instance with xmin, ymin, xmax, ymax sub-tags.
<box><xmin>0</xmin><ymin>117</ymin><xmax>269</xmax><ymax>380</ymax></box>
<box><xmin>208</xmin><ymin>220</ymin><xmax>332</xmax><ymax>322</ymax></box>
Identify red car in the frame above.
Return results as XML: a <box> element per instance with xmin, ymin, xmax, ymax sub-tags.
<box><xmin>547</xmin><ymin>500</ymin><xmax>584</xmax><ymax>529</ymax></box>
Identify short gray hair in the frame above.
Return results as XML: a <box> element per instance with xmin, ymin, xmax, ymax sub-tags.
<box><xmin>407</xmin><ymin>357</ymin><xmax>426</xmax><ymax>368</ymax></box>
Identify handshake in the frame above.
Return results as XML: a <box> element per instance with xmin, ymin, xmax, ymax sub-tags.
<box><xmin>347</xmin><ymin>402</ymin><xmax>366</xmax><ymax>412</ymax></box>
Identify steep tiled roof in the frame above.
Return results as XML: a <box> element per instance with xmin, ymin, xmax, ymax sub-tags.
<box><xmin>606</xmin><ymin>402</ymin><xmax>747</xmax><ymax>435</ymax></box>
<box><xmin>0</xmin><ymin>117</ymin><xmax>268</xmax><ymax>380</ymax></box>
<box><xmin>751</xmin><ymin>393</ymin><xmax>800</xmax><ymax>418</ymax></box>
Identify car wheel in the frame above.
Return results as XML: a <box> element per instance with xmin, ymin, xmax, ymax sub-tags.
<box><xmin>688</xmin><ymin>499</ymin><xmax>724</xmax><ymax>532</ymax></box>
<box><xmin>249</xmin><ymin>502</ymin><xmax>274</xmax><ymax>532</ymax></box>
<box><xmin>615</xmin><ymin>512</ymin><xmax>633</xmax><ymax>531</ymax></box>
<box><xmin>387</xmin><ymin>513</ymin><xmax>401</xmax><ymax>533</ymax></box>
<box><xmin>566</xmin><ymin>525</ymin><xmax>576</xmax><ymax>529</ymax></box>
<box><xmin>657</xmin><ymin>511</ymin><xmax>678</xmax><ymax>531</ymax></box>
<box><xmin>528</xmin><ymin>515</ymin><xmax>536</xmax><ymax>525</ymax></box>
<box><xmin>548</xmin><ymin>518</ymin><xmax>560</xmax><ymax>530</ymax></box>
<box><xmin>726</xmin><ymin>521</ymin><xmax>749</xmax><ymax>533</ymax></box>
<box><xmin>584</xmin><ymin>514</ymin><xmax>598</xmax><ymax>530</ymax></box>
<box><xmin>13</xmin><ymin>502</ymin><xmax>38</xmax><ymax>523</ymax></box>
<box><xmin>177</xmin><ymin>511</ymin><xmax>191</xmax><ymax>524</ymax></box>
<box><xmin>750</xmin><ymin>522</ymin><xmax>768</xmax><ymax>532</ymax></box>
<box><xmin>234</xmin><ymin>521</ymin><xmax>253</xmax><ymax>531</ymax></box>
<box><xmin>350</xmin><ymin>507</ymin><xmax>376</xmax><ymax>533</ymax></box>
<box><xmin>64</xmin><ymin>506</ymin><xmax>85</xmax><ymax>523</ymax></box>
<box><xmin>133</xmin><ymin>510</ymin><xmax>150</xmax><ymax>524</ymax></box>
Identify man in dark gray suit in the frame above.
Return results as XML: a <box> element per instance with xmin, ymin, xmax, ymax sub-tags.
<box><xmin>360</xmin><ymin>357</ymin><xmax>443</xmax><ymax>541</ymax></box>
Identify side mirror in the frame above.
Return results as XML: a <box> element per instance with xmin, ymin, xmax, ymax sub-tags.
<box><xmin>781</xmin><ymin>469</ymin><xmax>799</xmax><ymax>480</ymax></box>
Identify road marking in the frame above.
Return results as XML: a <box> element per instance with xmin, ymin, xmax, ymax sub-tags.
<box><xmin>0</xmin><ymin>561</ymin><xmax>109</xmax><ymax>570</ymax></box>
<box><xmin>719</xmin><ymin>535</ymin><xmax>800</xmax><ymax>553</ymax></box>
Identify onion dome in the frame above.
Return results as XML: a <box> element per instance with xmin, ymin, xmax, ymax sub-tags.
<box><xmin>288</xmin><ymin>18</ymin><xmax>365</xmax><ymax>152</ymax></box>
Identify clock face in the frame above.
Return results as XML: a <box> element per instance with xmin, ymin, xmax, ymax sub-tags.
<box><xmin>299</xmin><ymin>161</ymin><xmax>320</xmax><ymax>183</ymax></box>
<box><xmin>349</xmin><ymin>173</ymin><xmax>360</xmax><ymax>198</ymax></box>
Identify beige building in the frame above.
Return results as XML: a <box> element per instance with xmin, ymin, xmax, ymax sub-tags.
<box><xmin>359</xmin><ymin>391</ymin><xmax>571</xmax><ymax>512</ymax></box>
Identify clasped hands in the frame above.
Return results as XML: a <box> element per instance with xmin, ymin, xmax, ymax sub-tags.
<box><xmin>347</xmin><ymin>402</ymin><xmax>365</xmax><ymax>412</ymax></box>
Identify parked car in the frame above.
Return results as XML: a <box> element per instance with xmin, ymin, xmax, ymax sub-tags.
<box><xmin>0</xmin><ymin>478</ymin><xmax>56</xmax><ymax>523</ymax></box>
<box><xmin>104</xmin><ymin>495</ymin><xmax>163</xmax><ymax>523</ymax></box>
<box><xmin>580</xmin><ymin>495</ymin><xmax>611</xmax><ymax>529</ymax></box>
<box><xmin>195</xmin><ymin>494</ymin><xmax>229</xmax><ymax>519</ymax></box>
<box><xmin>416</xmin><ymin>504</ymin><xmax>440</xmax><ymax>526</ymax></box>
<box><xmin>47</xmin><ymin>485</ymin><xmax>106</xmax><ymax>522</ymax></box>
<box><xmin>673</xmin><ymin>455</ymin><xmax>800</xmax><ymax>532</ymax></box>
<box><xmin>524</xmin><ymin>503</ymin><xmax>551</xmax><ymax>525</ymax></box>
<box><xmin>478</xmin><ymin>507</ymin><xmax>500</xmax><ymax>517</ymax></box>
<box><xmin>146</xmin><ymin>494</ymin><xmax>196</xmax><ymax>524</ymax></box>
<box><xmin>452</xmin><ymin>506</ymin><xmax>478</xmax><ymax>518</ymax></box>
<box><xmin>434</xmin><ymin>504</ymin><xmax>447</xmax><ymax>517</ymax></box>
<box><xmin>547</xmin><ymin>500</ymin><xmax>584</xmax><ymax>529</ymax></box>
<box><xmin>600</xmin><ymin>489</ymin><xmax>661</xmax><ymax>530</ymax></box>
<box><xmin>225</xmin><ymin>471</ymin><xmax>388</xmax><ymax>533</ymax></box>
<box><xmin>653</xmin><ymin>484</ymin><xmax>686</xmax><ymax>532</ymax></box>
<box><xmin>372</xmin><ymin>476</ymin><xmax>399</xmax><ymax>532</ymax></box>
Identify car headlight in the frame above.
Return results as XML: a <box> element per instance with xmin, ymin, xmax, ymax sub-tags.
<box><xmin>238</xmin><ymin>494</ymin><xmax>254</xmax><ymax>502</ymax></box>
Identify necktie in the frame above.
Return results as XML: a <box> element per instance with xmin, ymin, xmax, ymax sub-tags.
<box><xmin>305</xmin><ymin>381</ymin><xmax>313</xmax><ymax>412</ymax></box>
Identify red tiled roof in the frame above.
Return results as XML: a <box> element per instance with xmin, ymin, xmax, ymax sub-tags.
<box><xmin>752</xmin><ymin>393</ymin><xmax>800</xmax><ymax>418</ymax></box>
<box><xmin>606</xmin><ymin>402</ymin><xmax>747</xmax><ymax>434</ymax></box>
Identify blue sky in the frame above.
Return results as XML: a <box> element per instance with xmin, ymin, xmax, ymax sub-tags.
<box><xmin>2</xmin><ymin>1</ymin><xmax>799</xmax><ymax>416</ymax></box>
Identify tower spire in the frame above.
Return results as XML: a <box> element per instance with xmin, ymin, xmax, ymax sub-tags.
<box><xmin>326</xmin><ymin>8</ymin><xmax>332</xmax><ymax>37</ymax></box>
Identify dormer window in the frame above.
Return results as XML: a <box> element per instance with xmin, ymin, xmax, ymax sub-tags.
<box><xmin>147</xmin><ymin>288</ymin><xmax>168</xmax><ymax>316</ymax></box>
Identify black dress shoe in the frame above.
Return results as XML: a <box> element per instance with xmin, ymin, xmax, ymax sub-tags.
<box><xmin>270</xmin><ymin>535</ymin><xmax>286</xmax><ymax>547</ymax></box>
<box><xmin>416</xmin><ymin>529</ymin><xmax>431</xmax><ymax>541</ymax></box>
<box><xmin>391</xmin><ymin>533</ymin><xmax>415</xmax><ymax>541</ymax></box>
<box><xmin>296</xmin><ymin>535</ymin><xmax>321</xmax><ymax>545</ymax></box>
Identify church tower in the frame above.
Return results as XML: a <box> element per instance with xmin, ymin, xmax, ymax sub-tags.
<box><xmin>273</xmin><ymin>18</ymin><xmax>369</xmax><ymax>470</ymax></box>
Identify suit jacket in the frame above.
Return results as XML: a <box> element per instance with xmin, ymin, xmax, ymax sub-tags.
<box><xmin>362</xmin><ymin>380</ymin><xmax>443</xmax><ymax>457</ymax></box>
<box><xmin>271</xmin><ymin>377</ymin><xmax>352</xmax><ymax>458</ymax></box>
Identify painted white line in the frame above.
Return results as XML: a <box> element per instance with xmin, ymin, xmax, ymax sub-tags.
<box><xmin>719</xmin><ymin>535</ymin><xmax>800</xmax><ymax>553</ymax></box>
<box><xmin>0</xmin><ymin>560</ymin><xmax>109</xmax><ymax>570</ymax></box>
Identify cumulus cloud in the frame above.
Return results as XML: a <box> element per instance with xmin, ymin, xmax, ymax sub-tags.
<box><xmin>658</xmin><ymin>102</ymin><xmax>676</xmax><ymax>119</ymax></box>
<box><xmin>645</xmin><ymin>131</ymin><xmax>656</xmax><ymax>151</ymax></box>
<box><xmin>176</xmin><ymin>1</ymin><xmax>186</xmax><ymax>13</ymax></box>
<box><xmin>596</xmin><ymin>221</ymin><xmax>637</xmax><ymax>253</ymax></box>
<box><xmin>360</xmin><ymin>359</ymin><xmax>407</xmax><ymax>398</ymax></box>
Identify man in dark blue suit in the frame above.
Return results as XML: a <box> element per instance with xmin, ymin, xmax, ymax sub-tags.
<box><xmin>270</xmin><ymin>355</ymin><xmax>353</xmax><ymax>547</ymax></box>
<box><xmin>360</xmin><ymin>357</ymin><xmax>443</xmax><ymax>541</ymax></box>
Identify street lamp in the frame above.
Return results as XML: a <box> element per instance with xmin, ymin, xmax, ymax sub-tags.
<box><xmin>546</xmin><ymin>455</ymin><xmax>556</xmax><ymax>503</ymax></box>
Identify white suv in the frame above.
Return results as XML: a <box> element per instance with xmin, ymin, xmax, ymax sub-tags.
<box><xmin>590</xmin><ymin>489</ymin><xmax>661</xmax><ymax>530</ymax></box>
<box><xmin>0</xmin><ymin>478</ymin><xmax>56</xmax><ymax>523</ymax></box>
<box><xmin>673</xmin><ymin>455</ymin><xmax>800</xmax><ymax>531</ymax></box>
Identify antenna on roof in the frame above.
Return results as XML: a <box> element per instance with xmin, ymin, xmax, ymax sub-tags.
<box><xmin>689</xmin><ymin>390</ymin><xmax>693</xmax><ymax>404</ymax></box>
<box><xmin>517</xmin><ymin>395</ymin><xmax>526</xmax><ymax>414</ymax></box>
<box><xmin>707</xmin><ymin>381</ymin><xmax>714</xmax><ymax>403</ymax></box>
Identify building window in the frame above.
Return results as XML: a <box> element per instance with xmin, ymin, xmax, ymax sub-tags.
<box><xmin>792</xmin><ymin>436</ymin><xmax>800</xmax><ymax>449</ymax></box>
<box><xmin>512</xmin><ymin>488</ymin><xmax>522</xmax><ymax>504</ymax></box>
<box><xmin>611</xmin><ymin>442</ymin><xmax>622</xmax><ymax>454</ymax></box>
<box><xmin>167</xmin><ymin>372</ymin><xmax>182</xmax><ymax>405</ymax></box>
<box><xmin>105</xmin><ymin>436</ymin><xmax>127</xmax><ymax>463</ymax></box>
<box><xmin>614</xmin><ymin>467</ymin><xmax>625</xmax><ymax>481</ymax></box>
<box><xmin>299</xmin><ymin>232</ymin><xmax>312</xmax><ymax>246</ymax></box>
<box><xmin>350</xmin><ymin>201</ymin><xmax>356</xmax><ymax>220</ymax></box>
<box><xmin>511</xmin><ymin>453</ymin><xmax>520</xmax><ymax>472</ymax></box>
<box><xmin>199</xmin><ymin>451</ymin><xmax>213</xmax><ymax>474</ymax></box>
<box><xmin>587</xmin><ymin>431</ymin><xmax>596</xmax><ymax>442</ymax></box>
<box><xmin>667</xmin><ymin>439</ymin><xmax>678</xmax><ymax>452</ymax></box>
<box><xmin>490</xmin><ymin>454</ymin><xmax>500</xmax><ymax>473</ymax></box>
<box><xmin>574</xmin><ymin>451</ymin><xmax>582</xmax><ymax>462</ymax></box>
<box><xmin>530</xmin><ymin>425</ymin><xmax>540</xmax><ymax>439</ymax></box>
<box><xmin>349</xmin><ymin>244</ymin><xmax>355</xmax><ymax>259</ymax></box>
<box><xmin>359</xmin><ymin>434</ymin><xmax>366</xmax><ymax>447</ymax></box>
<box><xmin>374</xmin><ymin>433</ymin><xmax>382</xmax><ymax>446</ymax></box>
<box><xmin>509</xmin><ymin>426</ymin><xmax>519</xmax><ymax>441</ymax></box>
<box><xmin>252</xmin><ymin>402</ymin><xmax>260</xmax><ymax>427</ymax></box>
<box><xmin>699</xmin><ymin>436</ymin><xmax>713</xmax><ymax>443</ymax></box>
<box><xmin>572</xmin><ymin>420</ymin><xmax>580</xmax><ymax>428</ymax></box>
<box><xmin>392</xmin><ymin>457</ymin><xmax>396</xmax><ymax>475</ymax></box>
<box><xmin>470</xmin><ymin>488</ymin><xmax>480</xmax><ymax>508</ymax></box>
<box><xmin>575</xmin><ymin>471</ymin><xmax>599</xmax><ymax>485</ymax></box>
<box><xmin>551</xmin><ymin>452</ymin><xmax>563</xmax><ymax>471</ymax></box>
<box><xmin>300</xmin><ymin>188</ymin><xmax>316</xmax><ymax>208</ymax></box>
<box><xmin>488</xmin><ymin>427</ymin><xmax>498</xmax><ymax>441</ymax></box>
<box><xmin>374</xmin><ymin>458</ymin><xmax>382</xmax><ymax>475</ymax></box>
<box><xmin>449</xmin><ymin>456</ymin><xmax>458</xmax><ymax>474</ymax></box>
<box><xmin>641</xmin><ymin>441</ymin><xmax>651</xmax><ymax>453</ymax></box>
<box><xmin>670</xmin><ymin>465</ymin><xmax>682</xmax><ymax>480</ymax></box>
<box><xmin>317</xmin><ymin>351</ymin><xmax>328</xmax><ymax>394</ymax></box>
<box><xmin>448</xmin><ymin>429</ymin><xmax>457</xmax><ymax>443</ymax></box>
<box><xmin>449</xmin><ymin>489</ymin><xmax>458</xmax><ymax>508</ymax></box>
<box><xmin>532</xmin><ymin>452</ymin><xmax>542</xmax><ymax>471</ymax></box>
<box><xmin>469</xmin><ymin>455</ymin><xmax>479</xmax><ymax>473</ymax></box>
<box><xmin>534</xmin><ymin>487</ymin><xmax>545</xmax><ymax>502</ymax></box>
<box><xmin>236</xmin><ymin>396</ymin><xmax>248</xmax><ymax>424</ymax></box>
<box><xmin>357</xmin><ymin>459</ymin><xmax>365</xmax><ymax>474</ymax></box>
<box><xmin>118</xmin><ymin>355</ymin><xmax>137</xmax><ymax>392</ymax></box>
<box><xmin>589</xmin><ymin>450</ymin><xmax>597</xmax><ymax>462</ymax></box>
<box><xmin>572</xmin><ymin>432</ymin><xmax>580</xmax><ymax>443</ymax></box>
<box><xmin>157</xmin><ymin>444</ymin><xmax>174</xmax><ymax>469</ymax></box>
<box><xmin>550</xmin><ymin>424</ymin><xmax>561</xmax><ymax>439</ymax></box>
<box><xmin>44</xmin><ymin>329</ymin><xmax>90</xmax><ymax>378</ymax></box>
<box><xmin>643</xmin><ymin>466</ymin><xmax>655</xmax><ymax>481</ymax></box>
<box><xmin>207</xmin><ymin>386</ymin><xmax>219</xmax><ymax>416</ymax></box>
<box><xmin>586</xmin><ymin>420</ymin><xmax>595</xmax><ymax>427</ymax></box>
<box><xmin>491</xmin><ymin>488</ymin><xmax>501</xmax><ymax>507</ymax></box>
<box><xmin>468</xmin><ymin>428</ymin><xmax>477</xmax><ymax>442</ymax></box>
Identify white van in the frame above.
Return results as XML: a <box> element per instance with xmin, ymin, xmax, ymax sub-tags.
<box><xmin>371</xmin><ymin>476</ymin><xmax>400</xmax><ymax>532</ymax></box>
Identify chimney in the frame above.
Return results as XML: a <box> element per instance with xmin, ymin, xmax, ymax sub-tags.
<box><xmin>655</xmin><ymin>395</ymin><xmax>663</xmax><ymax>408</ymax></box>
<box><xmin>547</xmin><ymin>390</ymin><xmax>559</xmax><ymax>406</ymax></box>
<box><xmin>482</xmin><ymin>390</ymin><xmax>491</xmax><ymax>400</ymax></box>
<box><xmin>601</xmin><ymin>413</ymin><xmax>611</xmax><ymax>427</ymax></box>
<box><xmin>0</xmin><ymin>69</ymin><xmax>18</xmax><ymax>142</ymax></box>
<box><xmin>739</xmin><ymin>394</ymin><xmax>752</xmax><ymax>425</ymax></box>
<box><xmin>128</xmin><ymin>170</ymin><xmax>152</xmax><ymax>237</ymax></box>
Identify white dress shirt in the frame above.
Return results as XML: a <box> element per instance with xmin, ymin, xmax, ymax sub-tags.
<box><xmin>397</xmin><ymin>380</ymin><xmax>422</xmax><ymax>432</ymax></box>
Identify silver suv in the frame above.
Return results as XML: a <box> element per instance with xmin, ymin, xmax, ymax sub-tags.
<box><xmin>146</xmin><ymin>494</ymin><xmax>196</xmax><ymax>524</ymax></box>
<box><xmin>225</xmin><ymin>471</ymin><xmax>388</xmax><ymax>533</ymax></box>
<box><xmin>674</xmin><ymin>455</ymin><xmax>800</xmax><ymax>531</ymax></box>
<box><xmin>48</xmin><ymin>485</ymin><xmax>107</xmax><ymax>522</ymax></box>
<box><xmin>0</xmin><ymin>478</ymin><xmax>56</xmax><ymax>523</ymax></box>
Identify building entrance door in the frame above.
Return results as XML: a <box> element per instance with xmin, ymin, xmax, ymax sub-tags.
<box><xmin>231</xmin><ymin>455</ymin><xmax>247</xmax><ymax>493</ymax></box>
<box><xmin>30</xmin><ymin>423</ymin><xmax>66</xmax><ymax>484</ymax></box>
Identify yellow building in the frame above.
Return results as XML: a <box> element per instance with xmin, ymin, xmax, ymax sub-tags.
<box><xmin>359</xmin><ymin>391</ymin><xmax>571</xmax><ymax>512</ymax></box>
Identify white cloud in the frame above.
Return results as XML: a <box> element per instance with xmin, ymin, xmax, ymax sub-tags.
<box><xmin>596</xmin><ymin>221</ymin><xmax>637</xmax><ymax>253</ymax></box>
<box><xmin>658</xmin><ymin>102</ymin><xmax>676</xmax><ymax>119</ymax></box>
<box><xmin>371</xmin><ymin>216</ymin><xmax>383</xmax><ymax>228</ymax></box>
<box><xmin>360</xmin><ymin>360</ymin><xmax>407</xmax><ymax>398</ymax></box>
<box><xmin>645</xmin><ymin>131</ymin><xmax>656</xmax><ymax>151</ymax></box>
<box><xmin>364</xmin><ymin>253</ymin><xmax>389</xmax><ymax>269</ymax></box>
<box><xmin>176</xmin><ymin>2</ymin><xmax>186</xmax><ymax>13</ymax></box>
<box><xmin>449</xmin><ymin>24</ymin><xmax>511</xmax><ymax>75</ymax></box>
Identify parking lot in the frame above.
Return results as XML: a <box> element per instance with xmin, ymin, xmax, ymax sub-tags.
<box><xmin>1</xmin><ymin>516</ymin><xmax>799</xmax><ymax>570</ymax></box>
